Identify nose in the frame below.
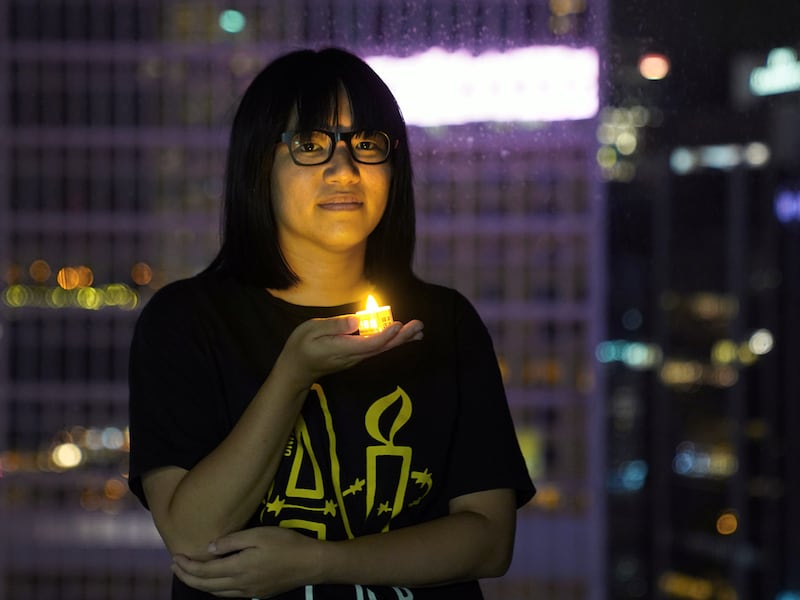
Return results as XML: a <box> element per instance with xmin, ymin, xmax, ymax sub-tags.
<box><xmin>324</xmin><ymin>141</ymin><xmax>359</xmax><ymax>181</ymax></box>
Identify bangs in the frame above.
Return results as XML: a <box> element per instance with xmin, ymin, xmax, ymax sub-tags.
<box><xmin>343</xmin><ymin>75</ymin><xmax>402</xmax><ymax>137</ymax></box>
<box><xmin>213</xmin><ymin>47</ymin><xmax>414</xmax><ymax>288</ymax></box>
<box><xmin>290</xmin><ymin>58</ymin><xmax>403</xmax><ymax>139</ymax></box>
<box><xmin>293</xmin><ymin>77</ymin><xmax>342</xmax><ymax>131</ymax></box>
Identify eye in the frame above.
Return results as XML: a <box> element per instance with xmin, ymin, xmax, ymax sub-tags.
<box><xmin>291</xmin><ymin>131</ymin><xmax>329</xmax><ymax>154</ymax></box>
<box><xmin>296</xmin><ymin>141</ymin><xmax>322</xmax><ymax>153</ymax></box>
<box><xmin>352</xmin><ymin>131</ymin><xmax>389</xmax><ymax>154</ymax></box>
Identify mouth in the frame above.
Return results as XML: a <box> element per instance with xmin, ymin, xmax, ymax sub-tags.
<box><xmin>318</xmin><ymin>195</ymin><xmax>364</xmax><ymax>210</ymax></box>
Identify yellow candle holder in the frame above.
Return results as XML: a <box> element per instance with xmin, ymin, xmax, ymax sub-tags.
<box><xmin>356</xmin><ymin>294</ymin><xmax>393</xmax><ymax>335</ymax></box>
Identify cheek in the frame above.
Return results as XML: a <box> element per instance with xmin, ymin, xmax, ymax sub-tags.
<box><xmin>270</xmin><ymin>160</ymin><xmax>303</xmax><ymax>217</ymax></box>
<box><xmin>373</xmin><ymin>167</ymin><xmax>392</xmax><ymax>204</ymax></box>
<box><xmin>269</xmin><ymin>174</ymin><xmax>300</xmax><ymax>230</ymax></box>
<box><xmin>269</xmin><ymin>176</ymin><xmax>286</xmax><ymax>220</ymax></box>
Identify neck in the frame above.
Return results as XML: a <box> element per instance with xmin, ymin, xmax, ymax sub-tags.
<box><xmin>268</xmin><ymin>246</ymin><xmax>373</xmax><ymax>306</ymax></box>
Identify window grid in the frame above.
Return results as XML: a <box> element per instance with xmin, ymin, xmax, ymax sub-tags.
<box><xmin>0</xmin><ymin>0</ymin><xmax>605</xmax><ymax>598</ymax></box>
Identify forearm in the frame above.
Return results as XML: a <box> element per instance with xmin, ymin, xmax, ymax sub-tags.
<box><xmin>148</xmin><ymin>354</ymin><xmax>311</xmax><ymax>557</ymax></box>
<box><xmin>169</xmin><ymin>490</ymin><xmax>517</xmax><ymax>598</ymax></box>
<box><xmin>317</xmin><ymin>497</ymin><xmax>516</xmax><ymax>587</ymax></box>
<box><xmin>146</xmin><ymin>317</ymin><xmax>424</xmax><ymax>561</ymax></box>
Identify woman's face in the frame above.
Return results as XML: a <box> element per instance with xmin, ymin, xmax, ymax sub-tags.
<box><xmin>270</xmin><ymin>92</ymin><xmax>391</xmax><ymax>263</ymax></box>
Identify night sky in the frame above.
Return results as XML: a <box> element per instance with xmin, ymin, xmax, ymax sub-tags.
<box><xmin>610</xmin><ymin>0</ymin><xmax>800</xmax><ymax>111</ymax></box>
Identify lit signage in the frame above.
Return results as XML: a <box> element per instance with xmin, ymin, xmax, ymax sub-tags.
<box><xmin>367</xmin><ymin>46</ymin><xmax>599</xmax><ymax>126</ymax></box>
<box><xmin>669</xmin><ymin>142</ymin><xmax>770</xmax><ymax>175</ymax></box>
<box><xmin>749</xmin><ymin>47</ymin><xmax>800</xmax><ymax>97</ymax></box>
<box><xmin>774</xmin><ymin>186</ymin><xmax>800</xmax><ymax>224</ymax></box>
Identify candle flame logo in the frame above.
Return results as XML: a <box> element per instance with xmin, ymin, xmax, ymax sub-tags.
<box><xmin>365</xmin><ymin>294</ymin><xmax>379</xmax><ymax>310</ymax></box>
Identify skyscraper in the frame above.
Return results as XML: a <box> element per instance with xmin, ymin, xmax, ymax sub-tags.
<box><xmin>0</xmin><ymin>2</ymin><xmax>607</xmax><ymax>598</ymax></box>
<box><xmin>604</xmin><ymin>29</ymin><xmax>800</xmax><ymax>598</ymax></box>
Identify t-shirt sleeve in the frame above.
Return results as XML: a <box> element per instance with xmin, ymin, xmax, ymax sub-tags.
<box><xmin>127</xmin><ymin>283</ymin><xmax>230</xmax><ymax>508</ymax></box>
<box><xmin>444</xmin><ymin>292</ymin><xmax>535</xmax><ymax>507</ymax></box>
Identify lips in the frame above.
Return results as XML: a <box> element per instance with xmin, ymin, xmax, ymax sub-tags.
<box><xmin>318</xmin><ymin>193</ymin><xmax>363</xmax><ymax>209</ymax></box>
<box><xmin>320</xmin><ymin>201</ymin><xmax>362</xmax><ymax>207</ymax></box>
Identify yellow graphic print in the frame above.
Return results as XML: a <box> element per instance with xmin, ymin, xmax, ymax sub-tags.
<box><xmin>287</xmin><ymin>414</ymin><xmax>324</xmax><ymax>499</ymax></box>
<box><xmin>408</xmin><ymin>468</ymin><xmax>433</xmax><ymax>507</ymax></box>
<box><xmin>261</xmin><ymin>383</ymin><xmax>432</xmax><ymax>539</ymax></box>
<box><xmin>365</xmin><ymin>386</ymin><xmax>411</xmax><ymax>529</ymax></box>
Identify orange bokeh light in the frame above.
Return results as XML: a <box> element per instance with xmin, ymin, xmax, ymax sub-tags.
<box><xmin>639</xmin><ymin>53</ymin><xmax>670</xmax><ymax>80</ymax></box>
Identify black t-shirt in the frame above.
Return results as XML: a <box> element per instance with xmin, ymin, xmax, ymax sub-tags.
<box><xmin>128</xmin><ymin>270</ymin><xmax>535</xmax><ymax>600</ymax></box>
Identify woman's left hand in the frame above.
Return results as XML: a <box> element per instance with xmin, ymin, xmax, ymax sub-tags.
<box><xmin>171</xmin><ymin>526</ymin><xmax>322</xmax><ymax>599</ymax></box>
<box><xmin>172</xmin><ymin>490</ymin><xmax>517</xmax><ymax>597</ymax></box>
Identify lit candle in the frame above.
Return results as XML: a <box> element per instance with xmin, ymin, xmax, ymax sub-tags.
<box><xmin>356</xmin><ymin>294</ymin><xmax>394</xmax><ymax>336</ymax></box>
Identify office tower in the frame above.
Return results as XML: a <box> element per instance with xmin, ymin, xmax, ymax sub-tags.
<box><xmin>606</xmin><ymin>44</ymin><xmax>800</xmax><ymax>599</ymax></box>
<box><xmin>0</xmin><ymin>1</ymin><xmax>607</xmax><ymax>598</ymax></box>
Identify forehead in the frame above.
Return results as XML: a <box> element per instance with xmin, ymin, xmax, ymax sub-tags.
<box><xmin>290</xmin><ymin>85</ymin><xmax>354</xmax><ymax>130</ymax></box>
<box><xmin>288</xmin><ymin>83</ymin><xmax>350</xmax><ymax>126</ymax></box>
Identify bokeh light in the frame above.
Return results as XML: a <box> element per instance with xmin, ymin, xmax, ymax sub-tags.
<box><xmin>51</xmin><ymin>443</ymin><xmax>83</xmax><ymax>469</ymax></box>
<box><xmin>748</xmin><ymin>329</ymin><xmax>774</xmax><ymax>355</ymax></box>
<box><xmin>716</xmin><ymin>511</ymin><xmax>738</xmax><ymax>535</ymax></box>
<box><xmin>638</xmin><ymin>52</ymin><xmax>670</xmax><ymax>80</ymax></box>
<box><xmin>57</xmin><ymin>267</ymin><xmax>81</xmax><ymax>290</ymax></box>
<box><xmin>218</xmin><ymin>9</ymin><xmax>246</xmax><ymax>34</ymax></box>
<box><xmin>131</xmin><ymin>261</ymin><xmax>153</xmax><ymax>286</ymax></box>
<box><xmin>29</xmin><ymin>259</ymin><xmax>51</xmax><ymax>283</ymax></box>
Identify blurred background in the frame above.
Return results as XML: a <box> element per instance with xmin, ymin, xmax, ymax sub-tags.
<box><xmin>1</xmin><ymin>1</ymin><xmax>798</xmax><ymax>599</ymax></box>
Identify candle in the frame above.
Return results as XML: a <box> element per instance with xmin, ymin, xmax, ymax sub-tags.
<box><xmin>356</xmin><ymin>294</ymin><xmax>394</xmax><ymax>335</ymax></box>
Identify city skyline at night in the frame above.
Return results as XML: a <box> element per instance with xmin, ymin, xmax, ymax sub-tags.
<box><xmin>1</xmin><ymin>1</ymin><xmax>798</xmax><ymax>599</ymax></box>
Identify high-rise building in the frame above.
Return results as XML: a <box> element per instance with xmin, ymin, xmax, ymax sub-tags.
<box><xmin>0</xmin><ymin>2</ymin><xmax>607</xmax><ymax>598</ymax></box>
<box><xmin>605</xmin><ymin>40</ymin><xmax>800</xmax><ymax>599</ymax></box>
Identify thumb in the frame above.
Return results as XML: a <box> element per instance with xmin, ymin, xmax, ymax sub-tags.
<box><xmin>322</xmin><ymin>314</ymin><xmax>359</xmax><ymax>335</ymax></box>
<box><xmin>208</xmin><ymin>530</ymin><xmax>254</xmax><ymax>555</ymax></box>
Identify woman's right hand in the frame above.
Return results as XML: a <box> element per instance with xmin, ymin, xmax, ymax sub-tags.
<box><xmin>143</xmin><ymin>315</ymin><xmax>422</xmax><ymax>559</ymax></box>
<box><xmin>277</xmin><ymin>315</ymin><xmax>424</xmax><ymax>391</ymax></box>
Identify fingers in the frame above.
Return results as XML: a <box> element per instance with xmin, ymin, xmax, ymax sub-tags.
<box><xmin>172</xmin><ymin>554</ymin><xmax>244</xmax><ymax>596</ymax></box>
<box><xmin>173</xmin><ymin>528</ymin><xmax>304</xmax><ymax>598</ymax></box>
<box><xmin>302</xmin><ymin>315</ymin><xmax>423</xmax><ymax>355</ymax></box>
<box><xmin>282</xmin><ymin>316</ymin><xmax>425</xmax><ymax>382</ymax></box>
<box><xmin>288</xmin><ymin>315</ymin><xmax>358</xmax><ymax>348</ymax></box>
<box><xmin>328</xmin><ymin>320</ymin><xmax>418</xmax><ymax>359</ymax></box>
<box><xmin>173</xmin><ymin>553</ymin><xmax>235</xmax><ymax>579</ymax></box>
<box><xmin>398</xmin><ymin>319</ymin><xmax>425</xmax><ymax>341</ymax></box>
<box><xmin>209</xmin><ymin>529</ymin><xmax>257</xmax><ymax>556</ymax></box>
<box><xmin>364</xmin><ymin>319</ymin><xmax>424</xmax><ymax>351</ymax></box>
<box><xmin>317</xmin><ymin>314</ymin><xmax>360</xmax><ymax>337</ymax></box>
<box><xmin>357</xmin><ymin>318</ymin><xmax>423</xmax><ymax>344</ymax></box>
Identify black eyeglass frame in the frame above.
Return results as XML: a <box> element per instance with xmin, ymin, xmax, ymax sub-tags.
<box><xmin>278</xmin><ymin>129</ymin><xmax>395</xmax><ymax>166</ymax></box>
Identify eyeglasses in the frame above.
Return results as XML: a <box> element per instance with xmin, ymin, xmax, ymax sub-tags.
<box><xmin>279</xmin><ymin>129</ymin><xmax>393</xmax><ymax>166</ymax></box>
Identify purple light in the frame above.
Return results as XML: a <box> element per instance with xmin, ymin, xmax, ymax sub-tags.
<box><xmin>366</xmin><ymin>46</ymin><xmax>599</xmax><ymax>126</ymax></box>
<box><xmin>774</xmin><ymin>188</ymin><xmax>800</xmax><ymax>224</ymax></box>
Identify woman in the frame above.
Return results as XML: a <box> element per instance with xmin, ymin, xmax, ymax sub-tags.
<box><xmin>128</xmin><ymin>48</ymin><xmax>535</xmax><ymax>600</ymax></box>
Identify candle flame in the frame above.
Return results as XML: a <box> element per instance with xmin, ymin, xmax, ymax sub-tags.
<box><xmin>357</xmin><ymin>294</ymin><xmax>393</xmax><ymax>335</ymax></box>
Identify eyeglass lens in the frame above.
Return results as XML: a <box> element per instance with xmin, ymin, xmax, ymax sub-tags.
<box><xmin>287</xmin><ymin>130</ymin><xmax>390</xmax><ymax>165</ymax></box>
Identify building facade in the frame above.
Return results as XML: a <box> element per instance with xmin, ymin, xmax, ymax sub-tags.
<box><xmin>0</xmin><ymin>1</ymin><xmax>607</xmax><ymax>598</ymax></box>
<box><xmin>605</xmin><ymin>45</ymin><xmax>800</xmax><ymax>599</ymax></box>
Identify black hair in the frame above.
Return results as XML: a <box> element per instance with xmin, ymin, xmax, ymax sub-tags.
<box><xmin>206</xmin><ymin>47</ymin><xmax>416</xmax><ymax>290</ymax></box>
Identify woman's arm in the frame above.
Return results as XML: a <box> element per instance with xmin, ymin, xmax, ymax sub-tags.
<box><xmin>324</xmin><ymin>488</ymin><xmax>517</xmax><ymax>584</ymax></box>
<box><xmin>142</xmin><ymin>315</ymin><xmax>424</xmax><ymax>560</ymax></box>
<box><xmin>170</xmin><ymin>488</ymin><xmax>517</xmax><ymax>598</ymax></box>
